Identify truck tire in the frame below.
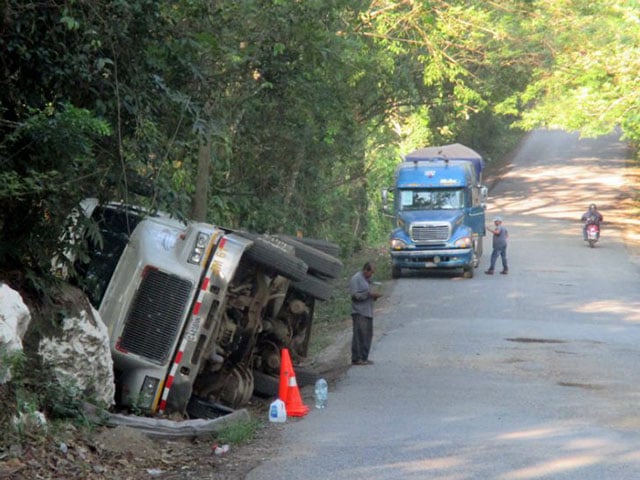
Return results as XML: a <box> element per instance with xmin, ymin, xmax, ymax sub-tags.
<box><xmin>252</xmin><ymin>368</ymin><xmax>319</xmax><ymax>398</ymax></box>
<box><xmin>279</xmin><ymin>235</ymin><xmax>341</xmax><ymax>258</ymax></box>
<box><xmin>236</xmin><ymin>232</ymin><xmax>308</xmax><ymax>282</ymax></box>
<box><xmin>463</xmin><ymin>266</ymin><xmax>474</xmax><ymax>279</ymax></box>
<box><xmin>252</xmin><ymin>371</ymin><xmax>280</xmax><ymax>398</ymax></box>
<box><xmin>291</xmin><ymin>273</ymin><xmax>334</xmax><ymax>301</ymax></box>
<box><xmin>294</xmin><ymin>366</ymin><xmax>319</xmax><ymax>386</ymax></box>
<box><xmin>276</xmin><ymin>235</ymin><xmax>343</xmax><ymax>279</ymax></box>
<box><xmin>391</xmin><ymin>265</ymin><xmax>402</xmax><ymax>279</ymax></box>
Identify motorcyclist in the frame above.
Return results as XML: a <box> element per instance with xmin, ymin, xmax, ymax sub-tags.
<box><xmin>581</xmin><ymin>203</ymin><xmax>603</xmax><ymax>240</ymax></box>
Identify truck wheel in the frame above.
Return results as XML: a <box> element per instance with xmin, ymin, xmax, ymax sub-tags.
<box><xmin>276</xmin><ymin>235</ymin><xmax>343</xmax><ymax>279</ymax></box>
<box><xmin>291</xmin><ymin>274</ymin><xmax>334</xmax><ymax>301</ymax></box>
<box><xmin>279</xmin><ymin>235</ymin><xmax>341</xmax><ymax>258</ymax></box>
<box><xmin>294</xmin><ymin>366</ymin><xmax>319</xmax><ymax>386</ymax></box>
<box><xmin>236</xmin><ymin>232</ymin><xmax>308</xmax><ymax>281</ymax></box>
<box><xmin>472</xmin><ymin>253</ymin><xmax>479</xmax><ymax>269</ymax></box>
<box><xmin>253</xmin><ymin>368</ymin><xmax>318</xmax><ymax>398</ymax></box>
<box><xmin>252</xmin><ymin>371</ymin><xmax>280</xmax><ymax>397</ymax></box>
<box><xmin>391</xmin><ymin>265</ymin><xmax>402</xmax><ymax>279</ymax></box>
<box><xmin>463</xmin><ymin>266</ymin><xmax>474</xmax><ymax>279</ymax></box>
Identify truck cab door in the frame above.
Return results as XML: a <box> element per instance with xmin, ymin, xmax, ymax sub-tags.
<box><xmin>467</xmin><ymin>186</ymin><xmax>486</xmax><ymax>235</ymax></box>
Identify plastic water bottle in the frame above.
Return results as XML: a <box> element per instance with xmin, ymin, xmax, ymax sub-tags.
<box><xmin>314</xmin><ymin>378</ymin><xmax>328</xmax><ymax>409</ymax></box>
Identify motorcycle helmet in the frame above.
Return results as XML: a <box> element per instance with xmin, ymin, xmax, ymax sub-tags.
<box><xmin>589</xmin><ymin>203</ymin><xmax>597</xmax><ymax>211</ymax></box>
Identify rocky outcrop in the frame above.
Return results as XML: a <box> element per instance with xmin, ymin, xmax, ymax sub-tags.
<box><xmin>1</xmin><ymin>282</ymin><xmax>115</xmax><ymax>407</ymax></box>
<box><xmin>38</xmin><ymin>289</ymin><xmax>115</xmax><ymax>407</ymax></box>
<box><xmin>0</xmin><ymin>283</ymin><xmax>31</xmax><ymax>382</ymax></box>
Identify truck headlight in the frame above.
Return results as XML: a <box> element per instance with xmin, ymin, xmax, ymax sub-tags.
<box><xmin>390</xmin><ymin>238</ymin><xmax>408</xmax><ymax>250</ymax></box>
<box><xmin>188</xmin><ymin>232</ymin><xmax>210</xmax><ymax>264</ymax></box>
<box><xmin>454</xmin><ymin>237</ymin><xmax>472</xmax><ymax>248</ymax></box>
<box><xmin>138</xmin><ymin>376</ymin><xmax>161</xmax><ymax>410</ymax></box>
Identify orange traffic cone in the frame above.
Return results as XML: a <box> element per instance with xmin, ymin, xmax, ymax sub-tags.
<box><xmin>278</xmin><ymin>348</ymin><xmax>309</xmax><ymax>417</ymax></box>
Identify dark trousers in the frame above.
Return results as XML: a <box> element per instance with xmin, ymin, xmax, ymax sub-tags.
<box><xmin>489</xmin><ymin>245</ymin><xmax>508</xmax><ymax>271</ymax></box>
<box><xmin>351</xmin><ymin>314</ymin><xmax>373</xmax><ymax>362</ymax></box>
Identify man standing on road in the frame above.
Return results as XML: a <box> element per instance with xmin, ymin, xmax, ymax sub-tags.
<box><xmin>485</xmin><ymin>216</ymin><xmax>509</xmax><ymax>275</ymax></box>
<box><xmin>349</xmin><ymin>262</ymin><xmax>382</xmax><ymax>366</ymax></box>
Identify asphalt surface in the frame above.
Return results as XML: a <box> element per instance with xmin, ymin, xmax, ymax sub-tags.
<box><xmin>246</xmin><ymin>130</ymin><xmax>640</xmax><ymax>480</ymax></box>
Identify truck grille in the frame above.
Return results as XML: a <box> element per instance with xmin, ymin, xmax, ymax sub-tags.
<box><xmin>120</xmin><ymin>268</ymin><xmax>193</xmax><ymax>364</ymax></box>
<box><xmin>410</xmin><ymin>224</ymin><xmax>450</xmax><ymax>243</ymax></box>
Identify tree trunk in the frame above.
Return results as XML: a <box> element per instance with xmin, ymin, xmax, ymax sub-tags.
<box><xmin>191</xmin><ymin>140</ymin><xmax>211</xmax><ymax>221</ymax></box>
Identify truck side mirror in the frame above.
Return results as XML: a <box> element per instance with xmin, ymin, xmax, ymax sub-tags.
<box><xmin>480</xmin><ymin>185</ymin><xmax>488</xmax><ymax>208</ymax></box>
<box><xmin>382</xmin><ymin>188</ymin><xmax>389</xmax><ymax>213</ymax></box>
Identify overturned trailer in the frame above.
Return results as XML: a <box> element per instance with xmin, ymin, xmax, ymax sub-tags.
<box><xmin>72</xmin><ymin>199</ymin><xmax>342</xmax><ymax>416</ymax></box>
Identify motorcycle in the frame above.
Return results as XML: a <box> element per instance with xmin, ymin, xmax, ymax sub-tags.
<box><xmin>585</xmin><ymin>222</ymin><xmax>600</xmax><ymax>248</ymax></box>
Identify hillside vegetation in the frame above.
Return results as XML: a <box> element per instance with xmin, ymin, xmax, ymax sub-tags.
<box><xmin>1</xmin><ymin>2</ymin><xmax>640</xmax><ymax>476</ymax></box>
<box><xmin>1</xmin><ymin>1</ymin><xmax>638</xmax><ymax>294</ymax></box>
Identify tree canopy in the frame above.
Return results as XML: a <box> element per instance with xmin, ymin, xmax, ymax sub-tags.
<box><xmin>0</xmin><ymin>0</ymin><xmax>637</xmax><ymax>286</ymax></box>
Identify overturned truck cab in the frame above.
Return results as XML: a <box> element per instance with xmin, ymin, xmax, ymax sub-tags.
<box><xmin>73</xmin><ymin>200</ymin><xmax>342</xmax><ymax>416</ymax></box>
<box><xmin>383</xmin><ymin>144</ymin><xmax>487</xmax><ymax>279</ymax></box>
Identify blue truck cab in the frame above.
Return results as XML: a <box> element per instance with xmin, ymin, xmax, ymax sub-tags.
<box><xmin>383</xmin><ymin>143</ymin><xmax>487</xmax><ymax>279</ymax></box>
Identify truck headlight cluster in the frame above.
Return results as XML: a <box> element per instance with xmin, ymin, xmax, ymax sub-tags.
<box><xmin>390</xmin><ymin>238</ymin><xmax>408</xmax><ymax>250</ymax></box>
<box><xmin>139</xmin><ymin>376</ymin><xmax>161</xmax><ymax>410</ymax></box>
<box><xmin>454</xmin><ymin>237</ymin><xmax>472</xmax><ymax>248</ymax></box>
<box><xmin>188</xmin><ymin>232</ymin><xmax>210</xmax><ymax>264</ymax></box>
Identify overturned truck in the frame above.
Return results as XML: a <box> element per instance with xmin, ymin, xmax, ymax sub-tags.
<box><xmin>73</xmin><ymin>199</ymin><xmax>342</xmax><ymax>416</ymax></box>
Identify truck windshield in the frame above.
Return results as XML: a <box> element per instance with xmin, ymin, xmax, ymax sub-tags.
<box><xmin>399</xmin><ymin>188</ymin><xmax>464</xmax><ymax>211</ymax></box>
<box><xmin>76</xmin><ymin>206</ymin><xmax>143</xmax><ymax>306</ymax></box>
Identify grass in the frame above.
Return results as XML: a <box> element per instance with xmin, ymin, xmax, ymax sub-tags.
<box><xmin>215</xmin><ymin>417</ymin><xmax>263</xmax><ymax>445</ymax></box>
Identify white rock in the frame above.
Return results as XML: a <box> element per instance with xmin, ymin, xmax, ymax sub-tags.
<box><xmin>1</xmin><ymin>282</ymin><xmax>115</xmax><ymax>406</ymax></box>
<box><xmin>0</xmin><ymin>284</ymin><xmax>31</xmax><ymax>383</ymax></box>
<box><xmin>13</xmin><ymin>410</ymin><xmax>48</xmax><ymax>433</ymax></box>
<box><xmin>0</xmin><ymin>283</ymin><xmax>31</xmax><ymax>339</ymax></box>
<box><xmin>39</xmin><ymin>304</ymin><xmax>115</xmax><ymax>406</ymax></box>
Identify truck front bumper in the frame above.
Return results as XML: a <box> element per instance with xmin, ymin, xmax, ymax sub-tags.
<box><xmin>390</xmin><ymin>248</ymin><xmax>473</xmax><ymax>270</ymax></box>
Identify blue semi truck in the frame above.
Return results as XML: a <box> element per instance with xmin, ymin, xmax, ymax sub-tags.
<box><xmin>383</xmin><ymin>143</ymin><xmax>488</xmax><ymax>279</ymax></box>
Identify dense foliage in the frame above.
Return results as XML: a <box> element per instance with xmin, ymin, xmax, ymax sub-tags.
<box><xmin>500</xmin><ymin>1</ymin><xmax>640</xmax><ymax>142</ymax></box>
<box><xmin>0</xmin><ymin>0</ymin><xmax>637</xmax><ymax>287</ymax></box>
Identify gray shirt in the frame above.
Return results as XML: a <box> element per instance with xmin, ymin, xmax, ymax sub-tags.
<box><xmin>349</xmin><ymin>270</ymin><xmax>374</xmax><ymax>318</ymax></box>
<box><xmin>492</xmin><ymin>226</ymin><xmax>508</xmax><ymax>248</ymax></box>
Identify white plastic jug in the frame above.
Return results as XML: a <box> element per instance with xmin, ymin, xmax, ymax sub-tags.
<box><xmin>268</xmin><ymin>398</ymin><xmax>287</xmax><ymax>423</ymax></box>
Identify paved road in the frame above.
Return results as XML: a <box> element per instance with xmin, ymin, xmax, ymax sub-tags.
<box><xmin>246</xmin><ymin>130</ymin><xmax>640</xmax><ymax>480</ymax></box>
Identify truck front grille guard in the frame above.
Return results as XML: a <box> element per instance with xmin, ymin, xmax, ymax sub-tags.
<box><xmin>120</xmin><ymin>268</ymin><xmax>193</xmax><ymax>364</ymax></box>
<box><xmin>410</xmin><ymin>223</ymin><xmax>451</xmax><ymax>243</ymax></box>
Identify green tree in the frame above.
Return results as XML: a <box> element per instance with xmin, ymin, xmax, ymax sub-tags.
<box><xmin>163</xmin><ymin>0</ymin><xmax>379</xmax><ymax>248</ymax></box>
<box><xmin>0</xmin><ymin>1</ymin><xmax>192</xmax><ymax>283</ymax></box>
<box><xmin>4</xmin><ymin>0</ymin><xmax>634</xmax><ymax>288</ymax></box>
<box><xmin>353</xmin><ymin>0</ymin><xmax>543</xmax><ymax>240</ymax></box>
<box><xmin>499</xmin><ymin>1</ymin><xmax>640</xmax><ymax>144</ymax></box>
